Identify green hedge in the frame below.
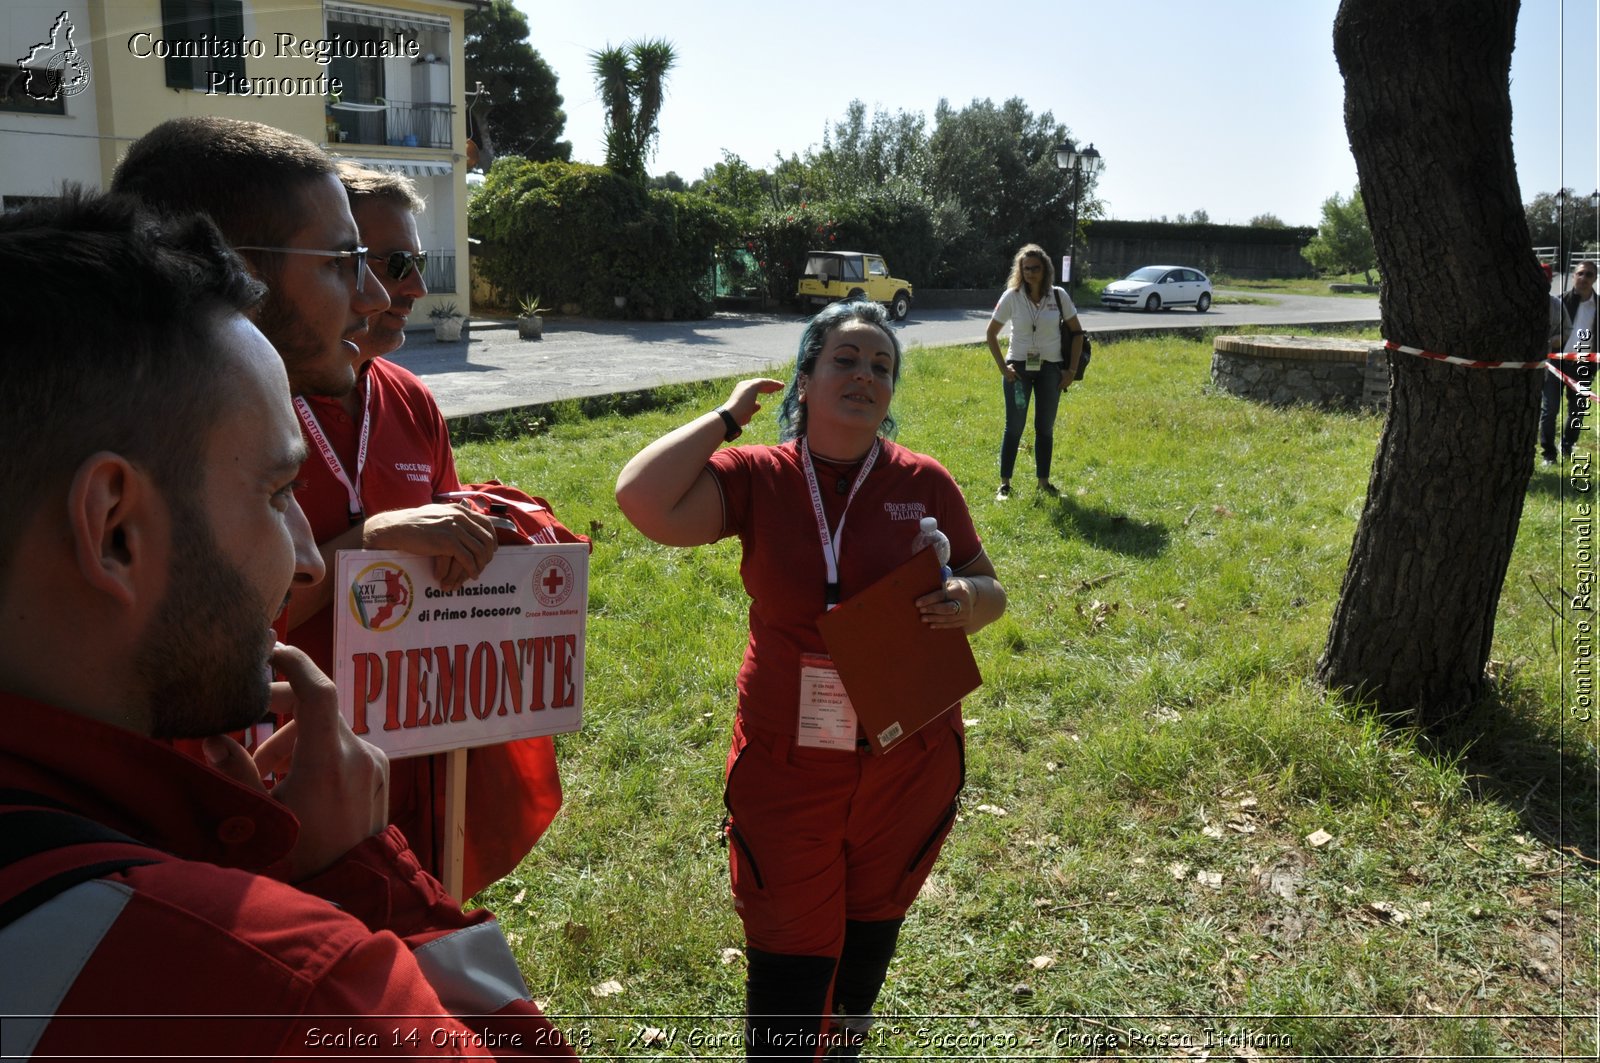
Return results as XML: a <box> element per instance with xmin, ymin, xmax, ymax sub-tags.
<box><xmin>469</xmin><ymin>157</ymin><xmax>738</xmax><ymax>319</ymax></box>
<box><xmin>746</xmin><ymin>190</ymin><xmax>939</xmax><ymax>305</ymax></box>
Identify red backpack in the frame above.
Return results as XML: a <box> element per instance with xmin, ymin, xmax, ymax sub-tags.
<box><xmin>434</xmin><ymin>481</ymin><xmax>592</xmax><ymax>551</ymax></box>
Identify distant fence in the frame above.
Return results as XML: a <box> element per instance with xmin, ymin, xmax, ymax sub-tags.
<box><xmin>1086</xmin><ymin>220</ymin><xmax>1317</xmax><ymax>280</ymax></box>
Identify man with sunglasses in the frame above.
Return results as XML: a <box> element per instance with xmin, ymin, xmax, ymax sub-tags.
<box><xmin>281</xmin><ymin>164</ymin><xmax>554</xmax><ymax>897</ymax></box>
<box><xmin>111</xmin><ymin>117</ymin><xmax>390</xmax><ymax>400</ymax></box>
<box><xmin>112</xmin><ymin>123</ymin><xmax>506</xmax><ymax>878</ymax></box>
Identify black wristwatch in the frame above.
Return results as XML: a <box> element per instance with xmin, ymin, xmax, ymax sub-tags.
<box><xmin>716</xmin><ymin>407</ymin><xmax>742</xmax><ymax>442</ymax></box>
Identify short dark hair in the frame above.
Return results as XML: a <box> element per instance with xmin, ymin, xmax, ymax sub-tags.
<box><xmin>777</xmin><ymin>300</ymin><xmax>902</xmax><ymax>441</ymax></box>
<box><xmin>336</xmin><ymin>160</ymin><xmax>425</xmax><ymax>214</ymax></box>
<box><xmin>111</xmin><ymin>116</ymin><xmax>335</xmax><ymax>248</ymax></box>
<box><xmin>0</xmin><ymin>189</ymin><xmax>266</xmax><ymax>570</ymax></box>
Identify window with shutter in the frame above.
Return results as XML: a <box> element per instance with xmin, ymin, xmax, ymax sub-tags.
<box><xmin>159</xmin><ymin>0</ymin><xmax>246</xmax><ymax>92</ymax></box>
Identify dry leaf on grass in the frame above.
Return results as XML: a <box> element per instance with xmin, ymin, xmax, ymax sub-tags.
<box><xmin>1169</xmin><ymin>861</ymin><xmax>1191</xmax><ymax>881</ymax></box>
<box><xmin>975</xmin><ymin>804</ymin><xmax>1009</xmax><ymax>816</ymax></box>
<box><xmin>1029</xmin><ymin>955</ymin><xmax>1056</xmax><ymax>970</ymax></box>
<box><xmin>1366</xmin><ymin>901</ymin><xmax>1410</xmax><ymax>924</ymax></box>
<box><xmin>1237</xmin><ymin>796</ymin><xmax>1258</xmax><ymax>810</ymax></box>
<box><xmin>719</xmin><ymin>947</ymin><xmax>744</xmax><ymax>965</ymax></box>
<box><xmin>1076</xmin><ymin>599</ymin><xmax>1120</xmax><ymax>630</ymax></box>
<box><xmin>1305</xmin><ymin>828</ymin><xmax>1334</xmax><ymax>848</ymax></box>
<box><xmin>1203</xmin><ymin>824</ymin><xmax>1225</xmax><ymax>839</ymax></box>
<box><xmin>1196</xmin><ymin>870</ymin><xmax>1224</xmax><ymax>889</ymax></box>
<box><xmin>590</xmin><ymin>979</ymin><xmax>624</xmax><ymax>998</ymax></box>
<box><xmin>639</xmin><ymin>1028</ymin><xmax>669</xmax><ymax>1047</ymax></box>
<box><xmin>511</xmin><ymin>888</ymin><xmax>527</xmax><ymax>905</ymax></box>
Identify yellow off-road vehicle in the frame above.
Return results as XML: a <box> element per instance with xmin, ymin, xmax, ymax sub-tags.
<box><xmin>796</xmin><ymin>251</ymin><xmax>914</xmax><ymax>320</ymax></box>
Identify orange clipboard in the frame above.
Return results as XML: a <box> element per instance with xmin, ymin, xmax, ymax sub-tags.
<box><xmin>816</xmin><ymin>546</ymin><xmax>982</xmax><ymax>754</ymax></box>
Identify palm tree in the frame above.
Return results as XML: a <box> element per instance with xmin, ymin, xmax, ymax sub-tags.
<box><xmin>589</xmin><ymin>38</ymin><xmax>676</xmax><ymax>181</ymax></box>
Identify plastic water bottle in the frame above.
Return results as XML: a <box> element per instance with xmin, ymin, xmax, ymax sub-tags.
<box><xmin>1010</xmin><ymin>377</ymin><xmax>1027</xmax><ymax>409</ymax></box>
<box><xmin>913</xmin><ymin>516</ymin><xmax>953</xmax><ymax>582</ymax></box>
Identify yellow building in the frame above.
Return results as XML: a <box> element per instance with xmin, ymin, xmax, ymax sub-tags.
<box><xmin>1</xmin><ymin>0</ymin><xmax>480</xmax><ymax>316</ymax></box>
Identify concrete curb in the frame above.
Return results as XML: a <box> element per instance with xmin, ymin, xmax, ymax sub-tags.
<box><xmin>439</xmin><ymin>318</ymin><xmax>1382</xmax><ymax>440</ymax></box>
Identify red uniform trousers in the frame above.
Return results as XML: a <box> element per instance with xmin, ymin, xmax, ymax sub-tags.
<box><xmin>722</xmin><ymin>711</ymin><xmax>963</xmax><ymax>956</ymax></box>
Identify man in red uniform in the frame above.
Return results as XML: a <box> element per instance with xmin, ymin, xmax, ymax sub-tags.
<box><xmin>282</xmin><ymin>163</ymin><xmax>561</xmax><ymax>896</ymax></box>
<box><xmin>0</xmin><ymin>191</ymin><xmax>575</xmax><ymax>1058</ymax></box>
<box><xmin>114</xmin><ymin>122</ymin><xmax>550</xmax><ymax>896</ymax></box>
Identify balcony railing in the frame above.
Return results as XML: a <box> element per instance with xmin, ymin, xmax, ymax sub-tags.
<box><xmin>422</xmin><ymin>250</ymin><xmax>456</xmax><ymax>293</ymax></box>
<box><xmin>331</xmin><ymin>100</ymin><xmax>453</xmax><ymax>149</ymax></box>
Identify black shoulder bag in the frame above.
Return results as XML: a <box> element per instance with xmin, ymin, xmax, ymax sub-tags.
<box><xmin>1056</xmin><ymin>287</ymin><xmax>1091</xmax><ymax>380</ymax></box>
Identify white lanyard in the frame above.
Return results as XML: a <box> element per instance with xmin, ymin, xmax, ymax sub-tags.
<box><xmin>1020</xmin><ymin>289</ymin><xmax>1052</xmax><ymax>349</ymax></box>
<box><xmin>800</xmin><ymin>436</ymin><xmax>881</xmax><ymax>609</ymax></box>
<box><xmin>294</xmin><ymin>383</ymin><xmax>371</xmax><ymax>524</ymax></box>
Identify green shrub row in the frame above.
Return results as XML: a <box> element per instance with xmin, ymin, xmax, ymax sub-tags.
<box><xmin>470</xmin><ymin>157</ymin><xmax>738</xmax><ymax>319</ymax></box>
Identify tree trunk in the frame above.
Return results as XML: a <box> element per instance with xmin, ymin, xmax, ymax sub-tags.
<box><xmin>1316</xmin><ymin>0</ymin><xmax>1548</xmax><ymax>725</ymax></box>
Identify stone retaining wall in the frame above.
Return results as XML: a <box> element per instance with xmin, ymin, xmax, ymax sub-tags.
<box><xmin>1211</xmin><ymin>335</ymin><xmax>1388</xmax><ymax>410</ymax></box>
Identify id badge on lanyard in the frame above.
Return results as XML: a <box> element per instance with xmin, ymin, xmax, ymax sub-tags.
<box><xmin>795</xmin><ymin>438</ymin><xmax>880</xmax><ymax>748</ymax></box>
<box><xmin>797</xmin><ymin>652</ymin><xmax>859</xmax><ymax>750</ymax></box>
<box><xmin>1024</xmin><ymin>307</ymin><xmax>1042</xmax><ymax>371</ymax></box>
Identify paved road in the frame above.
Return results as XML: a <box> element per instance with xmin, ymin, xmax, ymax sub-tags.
<box><xmin>390</xmin><ymin>290</ymin><xmax>1379</xmax><ymax>420</ymax></box>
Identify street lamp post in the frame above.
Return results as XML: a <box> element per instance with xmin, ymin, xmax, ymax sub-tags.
<box><xmin>1054</xmin><ymin>138</ymin><xmax>1103</xmax><ymax>287</ymax></box>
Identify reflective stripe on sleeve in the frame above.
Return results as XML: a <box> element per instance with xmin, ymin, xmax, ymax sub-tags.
<box><xmin>411</xmin><ymin>920</ymin><xmax>530</xmax><ymax>1013</ymax></box>
<box><xmin>0</xmin><ymin>879</ymin><xmax>133</xmax><ymax>1059</ymax></box>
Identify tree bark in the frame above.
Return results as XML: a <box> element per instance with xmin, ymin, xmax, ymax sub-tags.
<box><xmin>1316</xmin><ymin>0</ymin><xmax>1549</xmax><ymax>724</ymax></box>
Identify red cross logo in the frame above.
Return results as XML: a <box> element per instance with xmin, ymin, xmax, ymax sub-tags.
<box><xmin>542</xmin><ymin>566</ymin><xmax>565</xmax><ymax>597</ymax></box>
<box><xmin>533</xmin><ymin>553</ymin><xmax>576</xmax><ymax>609</ymax></box>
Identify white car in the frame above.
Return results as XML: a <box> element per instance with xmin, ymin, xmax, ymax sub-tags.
<box><xmin>1101</xmin><ymin>265</ymin><xmax>1213</xmax><ymax>312</ymax></box>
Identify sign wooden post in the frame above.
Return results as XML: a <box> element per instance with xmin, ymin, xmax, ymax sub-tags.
<box><xmin>441</xmin><ymin>748</ymin><xmax>468</xmax><ymax>899</ymax></box>
<box><xmin>332</xmin><ymin>543</ymin><xmax>588</xmax><ymax>897</ymax></box>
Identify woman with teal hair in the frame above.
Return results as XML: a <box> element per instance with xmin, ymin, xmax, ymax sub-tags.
<box><xmin>617</xmin><ymin>300</ymin><xmax>1007</xmax><ymax>1058</ymax></box>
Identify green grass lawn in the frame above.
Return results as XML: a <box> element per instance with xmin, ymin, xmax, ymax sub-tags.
<box><xmin>1213</xmin><ymin>273</ymin><xmax>1380</xmax><ymax>298</ymax></box>
<box><xmin>456</xmin><ymin>334</ymin><xmax>1595</xmax><ymax>1060</ymax></box>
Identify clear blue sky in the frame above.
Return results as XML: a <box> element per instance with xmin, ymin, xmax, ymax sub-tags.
<box><xmin>519</xmin><ymin>0</ymin><xmax>1598</xmax><ymax>228</ymax></box>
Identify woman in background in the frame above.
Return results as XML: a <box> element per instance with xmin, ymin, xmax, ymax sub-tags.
<box><xmin>985</xmin><ymin>243</ymin><xmax>1084</xmax><ymax>500</ymax></box>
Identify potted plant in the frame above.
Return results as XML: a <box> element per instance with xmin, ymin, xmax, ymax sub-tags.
<box><xmin>516</xmin><ymin>294</ymin><xmax>548</xmax><ymax>340</ymax></box>
<box><xmin>429</xmin><ymin>301</ymin><xmax>464</xmax><ymax>342</ymax></box>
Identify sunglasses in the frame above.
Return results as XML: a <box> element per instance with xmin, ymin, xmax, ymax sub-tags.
<box><xmin>383</xmin><ymin>250</ymin><xmax>428</xmax><ymax>281</ymax></box>
<box><xmin>236</xmin><ymin>245</ymin><xmax>370</xmax><ymax>292</ymax></box>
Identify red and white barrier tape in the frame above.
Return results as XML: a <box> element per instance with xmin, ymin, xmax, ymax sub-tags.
<box><xmin>1383</xmin><ymin>340</ymin><xmax>1594</xmax><ymax>399</ymax></box>
<box><xmin>1382</xmin><ymin>340</ymin><xmax>1546</xmax><ymax>369</ymax></box>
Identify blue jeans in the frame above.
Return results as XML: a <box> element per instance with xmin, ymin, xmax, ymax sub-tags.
<box><xmin>1541</xmin><ymin>362</ymin><xmax>1591</xmax><ymax>458</ymax></box>
<box><xmin>1000</xmin><ymin>360</ymin><xmax>1063</xmax><ymax>482</ymax></box>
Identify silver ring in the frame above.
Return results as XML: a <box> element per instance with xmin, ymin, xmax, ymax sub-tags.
<box><xmin>950</xmin><ymin>599</ymin><xmax>962</xmax><ymax>614</ymax></box>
